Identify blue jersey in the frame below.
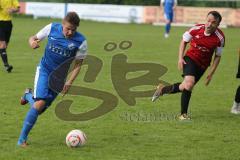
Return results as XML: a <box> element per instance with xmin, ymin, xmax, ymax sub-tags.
<box><xmin>40</xmin><ymin>23</ymin><xmax>86</xmax><ymax>71</ymax></box>
<box><xmin>162</xmin><ymin>0</ymin><xmax>176</xmax><ymax>13</ymax></box>
<box><xmin>33</xmin><ymin>22</ymin><xmax>87</xmax><ymax>103</ymax></box>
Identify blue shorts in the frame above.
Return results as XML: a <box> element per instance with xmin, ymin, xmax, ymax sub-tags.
<box><xmin>33</xmin><ymin>65</ymin><xmax>58</xmax><ymax>107</ymax></box>
<box><xmin>164</xmin><ymin>12</ymin><xmax>173</xmax><ymax>22</ymax></box>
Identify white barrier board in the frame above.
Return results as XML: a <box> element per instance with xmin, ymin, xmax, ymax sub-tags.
<box><xmin>26</xmin><ymin>2</ymin><xmax>65</xmax><ymax>19</ymax></box>
<box><xmin>68</xmin><ymin>4</ymin><xmax>144</xmax><ymax>23</ymax></box>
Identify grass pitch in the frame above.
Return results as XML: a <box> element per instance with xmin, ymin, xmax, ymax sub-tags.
<box><xmin>0</xmin><ymin>16</ymin><xmax>239</xmax><ymax>160</ymax></box>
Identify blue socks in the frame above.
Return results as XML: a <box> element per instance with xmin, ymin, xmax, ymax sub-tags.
<box><xmin>165</xmin><ymin>23</ymin><xmax>171</xmax><ymax>34</ymax></box>
<box><xmin>17</xmin><ymin>106</ymin><xmax>39</xmax><ymax>145</ymax></box>
<box><xmin>25</xmin><ymin>93</ymin><xmax>34</xmax><ymax>107</ymax></box>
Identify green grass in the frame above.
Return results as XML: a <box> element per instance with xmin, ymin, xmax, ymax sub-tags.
<box><xmin>0</xmin><ymin>17</ymin><xmax>240</xmax><ymax>160</ymax></box>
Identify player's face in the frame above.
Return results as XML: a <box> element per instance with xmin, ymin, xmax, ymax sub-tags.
<box><xmin>205</xmin><ymin>14</ymin><xmax>220</xmax><ymax>34</ymax></box>
<box><xmin>62</xmin><ymin>21</ymin><xmax>77</xmax><ymax>38</ymax></box>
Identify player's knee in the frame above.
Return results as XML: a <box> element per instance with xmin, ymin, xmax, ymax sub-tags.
<box><xmin>33</xmin><ymin>100</ymin><xmax>47</xmax><ymax>114</ymax></box>
<box><xmin>0</xmin><ymin>41</ymin><xmax>7</xmax><ymax>49</ymax></box>
<box><xmin>184</xmin><ymin>81</ymin><xmax>195</xmax><ymax>91</ymax></box>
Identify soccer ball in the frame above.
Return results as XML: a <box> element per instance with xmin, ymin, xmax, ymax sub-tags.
<box><xmin>66</xmin><ymin>129</ymin><xmax>87</xmax><ymax>147</ymax></box>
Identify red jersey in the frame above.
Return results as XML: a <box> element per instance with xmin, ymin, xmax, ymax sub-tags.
<box><xmin>182</xmin><ymin>24</ymin><xmax>225</xmax><ymax>69</ymax></box>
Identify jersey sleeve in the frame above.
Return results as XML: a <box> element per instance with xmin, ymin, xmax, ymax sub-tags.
<box><xmin>13</xmin><ymin>0</ymin><xmax>20</xmax><ymax>8</ymax></box>
<box><xmin>182</xmin><ymin>25</ymin><xmax>202</xmax><ymax>42</ymax></box>
<box><xmin>36</xmin><ymin>23</ymin><xmax>52</xmax><ymax>40</ymax></box>
<box><xmin>215</xmin><ymin>31</ymin><xmax>225</xmax><ymax>56</ymax></box>
<box><xmin>75</xmin><ymin>40</ymin><xmax>88</xmax><ymax>60</ymax></box>
<box><xmin>182</xmin><ymin>31</ymin><xmax>192</xmax><ymax>42</ymax></box>
<box><xmin>215</xmin><ymin>47</ymin><xmax>223</xmax><ymax>56</ymax></box>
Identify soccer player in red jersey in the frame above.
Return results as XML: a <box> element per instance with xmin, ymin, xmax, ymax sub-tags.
<box><xmin>152</xmin><ymin>11</ymin><xmax>225</xmax><ymax>120</ymax></box>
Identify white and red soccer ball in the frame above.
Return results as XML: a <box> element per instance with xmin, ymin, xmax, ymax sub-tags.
<box><xmin>66</xmin><ymin>129</ymin><xmax>87</xmax><ymax>148</ymax></box>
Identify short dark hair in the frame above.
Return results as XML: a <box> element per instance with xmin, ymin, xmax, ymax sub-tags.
<box><xmin>207</xmin><ymin>11</ymin><xmax>222</xmax><ymax>23</ymax></box>
<box><xmin>64</xmin><ymin>12</ymin><xmax>80</xmax><ymax>26</ymax></box>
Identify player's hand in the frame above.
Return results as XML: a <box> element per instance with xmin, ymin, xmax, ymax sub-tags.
<box><xmin>30</xmin><ymin>40</ymin><xmax>40</xmax><ymax>49</ymax></box>
<box><xmin>62</xmin><ymin>81</ymin><xmax>72</xmax><ymax>96</ymax></box>
<box><xmin>178</xmin><ymin>58</ymin><xmax>186</xmax><ymax>70</ymax></box>
<box><xmin>7</xmin><ymin>8</ymin><xmax>16</xmax><ymax>14</ymax></box>
<box><xmin>205</xmin><ymin>74</ymin><xmax>213</xmax><ymax>86</ymax></box>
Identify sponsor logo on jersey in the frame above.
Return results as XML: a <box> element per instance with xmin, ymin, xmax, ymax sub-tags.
<box><xmin>48</xmin><ymin>44</ymin><xmax>75</xmax><ymax>57</ymax></box>
<box><xmin>68</xmin><ymin>43</ymin><xmax>75</xmax><ymax>50</ymax></box>
<box><xmin>50</xmin><ymin>37</ymin><xmax>57</xmax><ymax>40</ymax></box>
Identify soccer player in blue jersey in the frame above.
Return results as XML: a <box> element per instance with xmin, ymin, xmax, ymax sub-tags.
<box><xmin>160</xmin><ymin>0</ymin><xmax>177</xmax><ymax>38</ymax></box>
<box><xmin>17</xmin><ymin>12</ymin><xmax>87</xmax><ymax>147</ymax></box>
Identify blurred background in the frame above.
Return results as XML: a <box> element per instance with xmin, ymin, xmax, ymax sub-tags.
<box><xmin>19</xmin><ymin>0</ymin><xmax>240</xmax><ymax>8</ymax></box>
<box><xmin>17</xmin><ymin>0</ymin><xmax>240</xmax><ymax>27</ymax></box>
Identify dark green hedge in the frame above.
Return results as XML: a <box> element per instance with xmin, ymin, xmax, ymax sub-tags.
<box><xmin>20</xmin><ymin>0</ymin><xmax>239</xmax><ymax>8</ymax></box>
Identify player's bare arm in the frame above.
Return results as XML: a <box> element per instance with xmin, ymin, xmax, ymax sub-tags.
<box><xmin>173</xmin><ymin>0</ymin><xmax>177</xmax><ymax>9</ymax></box>
<box><xmin>205</xmin><ymin>55</ymin><xmax>221</xmax><ymax>86</ymax></box>
<box><xmin>62</xmin><ymin>59</ymin><xmax>83</xmax><ymax>95</ymax></box>
<box><xmin>160</xmin><ymin>0</ymin><xmax>164</xmax><ymax>15</ymax></box>
<box><xmin>178</xmin><ymin>40</ymin><xmax>187</xmax><ymax>70</ymax></box>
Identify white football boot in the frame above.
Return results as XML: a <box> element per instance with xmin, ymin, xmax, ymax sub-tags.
<box><xmin>152</xmin><ymin>84</ymin><xmax>164</xmax><ymax>102</ymax></box>
<box><xmin>231</xmin><ymin>101</ymin><xmax>240</xmax><ymax>114</ymax></box>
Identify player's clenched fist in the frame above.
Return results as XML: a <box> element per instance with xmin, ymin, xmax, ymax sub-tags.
<box><xmin>29</xmin><ymin>36</ymin><xmax>40</xmax><ymax>49</ymax></box>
